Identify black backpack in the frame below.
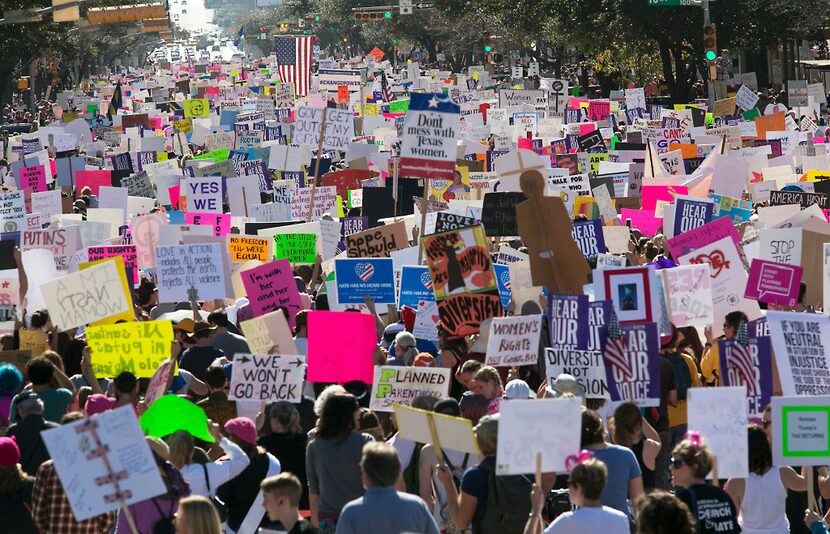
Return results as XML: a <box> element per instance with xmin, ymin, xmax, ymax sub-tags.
<box><xmin>666</xmin><ymin>351</ymin><xmax>693</xmax><ymax>401</ymax></box>
<box><xmin>479</xmin><ymin>461</ymin><xmax>533</xmax><ymax>534</ymax></box>
<box><xmin>402</xmin><ymin>443</ymin><xmax>424</xmax><ymax>495</ymax></box>
<box><xmin>150</xmin><ymin>498</ymin><xmax>176</xmax><ymax>534</ymax></box>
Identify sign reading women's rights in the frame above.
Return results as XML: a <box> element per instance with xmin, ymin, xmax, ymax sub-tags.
<box><xmin>767</xmin><ymin>311</ymin><xmax>830</xmax><ymax>396</ymax></box>
<box><xmin>719</xmin><ymin>336</ymin><xmax>773</xmax><ymax>417</ymax></box>
<box><xmin>293</xmin><ymin>107</ymin><xmax>354</xmax><ymax>150</ymax></box>
<box><xmin>485</xmin><ymin>315</ymin><xmax>542</xmax><ymax>367</ymax></box>
<box><xmin>40</xmin><ymin>260</ymin><xmax>131</xmax><ymax>331</ymax></box>
<box><xmin>229</xmin><ymin>354</ymin><xmax>306</xmax><ymax>402</ymax></box>
<box><xmin>548</xmin><ymin>294</ymin><xmax>589</xmax><ymax>349</ymax></box>
<box><xmin>86</xmin><ymin>321</ymin><xmax>174</xmax><ymax>377</ymax></box>
<box><xmin>156</xmin><ymin>242</ymin><xmax>227</xmax><ymax>303</ymax></box>
<box><xmin>400</xmin><ymin>93</ymin><xmax>461</xmax><ymax>180</ymax></box>
<box><xmin>603</xmin><ymin>322</ymin><xmax>661</xmax><ymax>407</ymax></box>
<box><xmin>370</xmin><ymin>366</ymin><xmax>451</xmax><ymax>412</ymax></box>
<box><xmin>545</xmin><ymin>348</ymin><xmax>609</xmax><ymax>399</ymax></box>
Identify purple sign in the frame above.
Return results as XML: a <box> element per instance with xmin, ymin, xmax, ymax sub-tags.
<box><xmin>586</xmin><ymin>300</ymin><xmax>612</xmax><ymax>353</ymax></box>
<box><xmin>718</xmin><ymin>336</ymin><xmax>773</xmax><ymax>417</ymax></box>
<box><xmin>548</xmin><ymin>293</ymin><xmax>589</xmax><ymax>350</ymax></box>
<box><xmin>603</xmin><ymin>322</ymin><xmax>661</xmax><ymax>407</ymax></box>
<box><xmin>571</xmin><ymin>220</ymin><xmax>605</xmax><ymax>259</ymax></box>
<box><xmin>673</xmin><ymin>198</ymin><xmax>713</xmax><ymax>237</ymax></box>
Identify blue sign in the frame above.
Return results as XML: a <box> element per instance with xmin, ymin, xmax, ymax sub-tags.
<box><xmin>399</xmin><ymin>266</ymin><xmax>436</xmax><ymax>309</ymax></box>
<box><xmin>494</xmin><ymin>264</ymin><xmax>511</xmax><ymax>312</ymax></box>
<box><xmin>335</xmin><ymin>258</ymin><xmax>396</xmax><ymax>305</ymax></box>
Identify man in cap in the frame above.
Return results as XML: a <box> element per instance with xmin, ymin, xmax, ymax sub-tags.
<box><xmin>179</xmin><ymin>321</ymin><xmax>224</xmax><ymax>382</ymax></box>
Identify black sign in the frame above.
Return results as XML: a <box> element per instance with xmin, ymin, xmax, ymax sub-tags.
<box><xmin>481</xmin><ymin>192</ymin><xmax>526</xmax><ymax>236</ymax></box>
<box><xmin>434</xmin><ymin>212</ymin><xmax>477</xmax><ymax>233</ymax></box>
<box><xmin>768</xmin><ymin>190</ymin><xmax>829</xmax><ymax>210</ymax></box>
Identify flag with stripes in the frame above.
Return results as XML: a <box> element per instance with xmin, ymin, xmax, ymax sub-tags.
<box><xmin>380</xmin><ymin>70</ymin><xmax>392</xmax><ymax>103</ymax></box>
<box><xmin>275</xmin><ymin>36</ymin><xmax>314</xmax><ymax>97</ymax></box>
<box><xmin>107</xmin><ymin>82</ymin><xmax>122</xmax><ymax>118</ymax></box>
<box><xmin>727</xmin><ymin>320</ymin><xmax>756</xmax><ymax>395</ymax></box>
<box><xmin>603</xmin><ymin>309</ymin><xmax>632</xmax><ymax>380</ymax></box>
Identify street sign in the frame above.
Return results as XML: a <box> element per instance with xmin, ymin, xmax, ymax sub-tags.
<box><xmin>647</xmin><ymin>0</ymin><xmax>693</xmax><ymax>5</ymax></box>
<box><xmin>415</xmin><ymin>2</ymin><xmax>435</xmax><ymax>7</ymax></box>
<box><xmin>400</xmin><ymin>0</ymin><xmax>412</xmax><ymax>15</ymax></box>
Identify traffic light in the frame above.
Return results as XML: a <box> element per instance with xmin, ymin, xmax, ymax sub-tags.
<box><xmin>354</xmin><ymin>11</ymin><xmax>391</xmax><ymax>20</ymax></box>
<box><xmin>484</xmin><ymin>32</ymin><xmax>492</xmax><ymax>53</ymax></box>
<box><xmin>703</xmin><ymin>22</ymin><xmax>717</xmax><ymax>61</ymax></box>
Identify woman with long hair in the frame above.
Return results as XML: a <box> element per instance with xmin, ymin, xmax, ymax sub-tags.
<box><xmin>726</xmin><ymin>425</ymin><xmax>807</xmax><ymax>534</ymax></box>
<box><xmin>175</xmin><ymin>495</ymin><xmax>222</xmax><ymax>534</ymax></box>
<box><xmin>472</xmin><ymin>366</ymin><xmax>504</xmax><ymax>415</ymax></box>
<box><xmin>0</xmin><ymin>437</ymin><xmax>37</xmax><ymax>533</ymax></box>
<box><xmin>612</xmin><ymin>402</ymin><xmax>661</xmax><ymax>492</ymax></box>
<box><xmin>258</xmin><ymin>401</ymin><xmax>309</xmax><ymax>509</ymax></box>
<box><xmin>306</xmin><ymin>393</ymin><xmax>374</xmax><ymax>533</ymax></box>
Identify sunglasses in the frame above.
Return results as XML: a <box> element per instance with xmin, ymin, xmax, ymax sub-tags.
<box><xmin>670</xmin><ymin>457</ymin><xmax>688</xmax><ymax>469</ymax></box>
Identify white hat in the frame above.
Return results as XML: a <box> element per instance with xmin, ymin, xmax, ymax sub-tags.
<box><xmin>546</xmin><ymin>373</ymin><xmax>586</xmax><ymax>399</ymax></box>
<box><xmin>504</xmin><ymin>379</ymin><xmax>536</xmax><ymax>400</ymax></box>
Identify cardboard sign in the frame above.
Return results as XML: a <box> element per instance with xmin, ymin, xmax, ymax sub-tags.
<box><xmin>307</xmin><ymin>311</ymin><xmax>376</xmax><ymax>384</ymax></box>
<box><xmin>771</xmin><ymin>396</ymin><xmax>830</xmax><ymax>467</ymax></box>
<box><xmin>346</xmin><ymin>221</ymin><xmax>409</xmax><ymax>258</ymax></box>
<box><xmin>481</xmin><ymin>192</ymin><xmax>524</xmax><ymax>236</ymax></box>
<box><xmin>155</xmin><ymin>242</ymin><xmax>227</xmax><ymax>303</ymax></box>
<box><xmin>545</xmin><ymin>348</ymin><xmax>609</xmax><ymax>399</ymax></box>
<box><xmin>228</xmin><ymin>354</ymin><xmax>306</xmax><ymax>402</ymax></box>
<box><xmin>719</xmin><ymin>336</ymin><xmax>773</xmax><ymax>417</ymax></box>
<box><xmin>240</xmin><ymin>260</ymin><xmax>303</xmax><ymax>324</ymax></box>
<box><xmin>369</xmin><ymin>366</ymin><xmax>451</xmax><ymax>412</ymax></box>
<box><xmin>485</xmin><ymin>315</ymin><xmax>542</xmax><ymax>367</ymax></box>
<box><xmin>744</xmin><ymin>259</ymin><xmax>803</xmax><ymax>307</ymax></box>
<box><xmin>228</xmin><ymin>235</ymin><xmax>271</xmax><ymax>262</ymax></box>
<box><xmin>41</xmin><ymin>406</ymin><xmax>165</xmax><ymax>520</ymax></box>
<box><xmin>399</xmin><ymin>93</ymin><xmax>461</xmax><ymax>179</ymax></box>
<box><xmin>687</xmin><ymin>387</ymin><xmax>749</xmax><ymax>479</ymax></box>
<box><xmin>87</xmin><ymin>320</ymin><xmax>174</xmax><ymax>378</ymax></box>
<box><xmin>394</xmin><ymin>404</ymin><xmax>479</xmax><ymax>455</ymax></box>
<box><xmin>660</xmin><ymin>264</ymin><xmax>714</xmax><ymax>327</ymax></box>
<box><xmin>422</xmin><ymin>225</ymin><xmax>496</xmax><ymax>300</ymax></box>
<box><xmin>239</xmin><ymin>309</ymin><xmax>298</xmax><ymax>355</ymax></box>
<box><xmin>548</xmin><ymin>293</ymin><xmax>590</xmax><ymax>350</ymax></box>
<box><xmin>40</xmin><ymin>260</ymin><xmax>131</xmax><ymax>330</ymax></box>
<box><xmin>293</xmin><ymin>107</ymin><xmax>354</xmax><ymax>150</ymax></box>
<box><xmin>273</xmin><ymin>233</ymin><xmax>317</xmax><ymax>264</ymax></box>
<box><xmin>496</xmin><ymin>398</ymin><xmax>581</xmax><ymax>475</ymax></box>
<box><xmin>603</xmin><ymin>322</ymin><xmax>661</xmax><ymax>407</ymax></box>
<box><xmin>768</xmin><ymin>311</ymin><xmax>830</xmax><ymax>396</ymax></box>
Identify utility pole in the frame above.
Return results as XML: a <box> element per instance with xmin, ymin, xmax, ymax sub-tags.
<box><xmin>703</xmin><ymin>0</ymin><xmax>715</xmax><ymax>110</ymax></box>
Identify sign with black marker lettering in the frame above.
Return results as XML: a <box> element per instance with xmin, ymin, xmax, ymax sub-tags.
<box><xmin>229</xmin><ymin>354</ymin><xmax>306</xmax><ymax>402</ymax></box>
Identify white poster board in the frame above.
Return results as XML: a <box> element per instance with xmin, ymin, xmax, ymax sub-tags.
<box><xmin>485</xmin><ymin>314</ymin><xmax>542</xmax><ymax>367</ymax></box>
<box><xmin>771</xmin><ymin>396</ymin><xmax>830</xmax><ymax>467</ymax></box>
<box><xmin>40</xmin><ymin>260</ymin><xmax>130</xmax><ymax>330</ymax></box>
<box><xmin>687</xmin><ymin>387</ymin><xmax>749</xmax><ymax>479</ymax></box>
<box><xmin>228</xmin><ymin>354</ymin><xmax>306</xmax><ymax>402</ymax></box>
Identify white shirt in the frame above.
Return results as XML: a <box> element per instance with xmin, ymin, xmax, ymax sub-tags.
<box><xmin>181</xmin><ymin>437</ymin><xmax>251</xmax><ymax>498</ymax></box>
<box><xmin>544</xmin><ymin>506</ymin><xmax>630</xmax><ymax>534</ymax></box>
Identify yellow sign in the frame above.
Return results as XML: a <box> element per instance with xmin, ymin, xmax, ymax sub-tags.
<box><xmin>79</xmin><ymin>256</ymin><xmax>134</xmax><ymax>326</ymax></box>
<box><xmin>364</xmin><ymin>103</ymin><xmax>379</xmax><ymax>116</ymax></box>
<box><xmin>86</xmin><ymin>320</ymin><xmax>174</xmax><ymax>377</ymax></box>
<box><xmin>174</xmin><ymin>119</ymin><xmax>193</xmax><ymax>133</ymax></box>
<box><xmin>183</xmin><ymin>98</ymin><xmax>210</xmax><ymax>118</ymax></box>
<box><xmin>228</xmin><ymin>236</ymin><xmax>271</xmax><ymax>262</ymax></box>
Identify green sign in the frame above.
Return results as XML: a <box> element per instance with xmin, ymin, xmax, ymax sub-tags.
<box><xmin>193</xmin><ymin>148</ymin><xmax>229</xmax><ymax>162</ymax></box>
<box><xmin>274</xmin><ymin>233</ymin><xmax>317</xmax><ymax>264</ymax></box>
<box><xmin>781</xmin><ymin>406</ymin><xmax>830</xmax><ymax>458</ymax></box>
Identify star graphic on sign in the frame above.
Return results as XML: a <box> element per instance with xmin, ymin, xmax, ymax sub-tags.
<box><xmin>1</xmin><ymin>282</ymin><xmax>8</xmax><ymax>289</ymax></box>
<box><xmin>427</xmin><ymin>96</ymin><xmax>439</xmax><ymax>108</ymax></box>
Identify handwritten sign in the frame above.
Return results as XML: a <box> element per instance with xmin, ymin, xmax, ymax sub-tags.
<box><xmin>485</xmin><ymin>315</ymin><xmax>542</xmax><ymax>367</ymax></box>
<box><xmin>660</xmin><ymin>264</ymin><xmax>714</xmax><ymax>327</ymax></box>
<box><xmin>87</xmin><ymin>321</ymin><xmax>174</xmax><ymax>378</ymax></box>
<box><xmin>228</xmin><ymin>235</ymin><xmax>271</xmax><ymax>262</ymax></box>
<box><xmin>346</xmin><ymin>221</ymin><xmax>409</xmax><ymax>258</ymax></box>
<box><xmin>239</xmin><ymin>310</ymin><xmax>298</xmax><ymax>355</ymax></box>
<box><xmin>240</xmin><ymin>260</ymin><xmax>303</xmax><ymax>324</ymax></box>
<box><xmin>273</xmin><ymin>233</ymin><xmax>317</xmax><ymax>264</ymax></box>
<box><xmin>229</xmin><ymin>354</ymin><xmax>306</xmax><ymax>402</ymax></box>
<box><xmin>293</xmin><ymin>107</ymin><xmax>354</xmax><ymax>150</ymax></box>
<box><xmin>155</xmin><ymin>242</ymin><xmax>227</xmax><ymax>303</ymax></box>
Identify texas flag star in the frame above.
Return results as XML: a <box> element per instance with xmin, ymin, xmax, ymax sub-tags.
<box><xmin>1</xmin><ymin>282</ymin><xmax>8</xmax><ymax>289</ymax></box>
<box><xmin>427</xmin><ymin>96</ymin><xmax>439</xmax><ymax>108</ymax></box>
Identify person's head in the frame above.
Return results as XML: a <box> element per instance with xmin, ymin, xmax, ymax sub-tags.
<box><xmin>192</xmin><ymin>321</ymin><xmax>215</xmax><ymax>342</ymax></box>
<box><xmin>670</xmin><ymin>435</ymin><xmax>715</xmax><ymax>488</ymax></box>
<box><xmin>472</xmin><ymin>366</ymin><xmax>502</xmax><ymax>400</ymax></box>
<box><xmin>204</xmin><ymin>366</ymin><xmax>227</xmax><ymax>392</ymax></box>
<box><xmin>723</xmin><ymin>311</ymin><xmax>748</xmax><ymax>340</ymax></box>
<box><xmin>504</xmin><ymin>379</ymin><xmax>535</xmax><ymax>400</ymax></box>
<box><xmin>748</xmin><ymin>424</ymin><xmax>772</xmax><ymax>476</ymax></box>
<box><xmin>294</xmin><ymin>310</ymin><xmax>309</xmax><ymax>336</ymax></box>
<box><xmin>206</xmin><ymin>310</ymin><xmax>230</xmax><ymax>329</ymax></box>
<box><xmin>313</xmin><ymin>384</ymin><xmax>346</xmax><ymax>416</ymax></box>
<box><xmin>0</xmin><ymin>437</ymin><xmax>27</xmax><ymax>495</ymax></box>
<box><xmin>474</xmin><ymin>414</ymin><xmax>499</xmax><ymax>457</ymax></box>
<box><xmin>224</xmin><ymin>417</ymin><xmax>261</xmax><ymax>459</ymax></box>
<box><xmin>568</xmin><ymin>457</ymin><xmax>607</xmax><ymax>506</ymax></box>
<box><xmin>167</xmin><ymin>430</ymin><xmax>195</xmax><ymax>469</ymax></box>
<box><xmin>113</xmin><ymin>371</ymin><xmax>138</xmax><ymax>398</ymax></box>
<box><xmin>261</xmin><ymin>473</ymin><xmax>303</xmax><ymax>522</ymax></box>
<box><xmin>269</xmin><ymin>401</ymin><xmax>302</xmax><ymax>434</ymax></box>
<box><xmin>175</xmin><ymin>495</ymin><xmax>222</xmax><ymax>534</ymax></box>
<box><xmin>16</xmin><ymin>392</ymin><xmax>44</xmax><ymax>419</ymax></box>
<box><xmin>0</xmin><ymin>364</ymin><xmax>22</xmax><ymax>398</ymax></box>
<box><xmin>762</xmin><ymin>403</ymin><xmax>772</xmax><ymax>443</ymax></box>
<box><xmin>30</xmin><ymin>309</ymin><xmax>51</xmax><ymax>331</ymax></box>
<box><xmin>635</xmin><ymin>492</ymin><xmax>695</xmax><ymax>534</ymax></box>
<box><xmin>393</xmin><ymin>331</ymin><xmax>418</xmax><ymax>366</ymax></box>
<box><xmin>360</xmin><ymin>441</ymin><xmax>401</xmax><ymax>488</ymax></box>
<box><xmin>26</xmin><ymin>357</ymin><xmax>55</xmax><ymax>387</ymax></box>
<box><xmin>456</xmin><ymin>360</ymin><xmax>482</xmax><ymax>390</ymax></box>
<box><xmin>316</xmin><ymin>393</ymin><xmax>359</xmax><ymax>440</ymax></box>
<box><xmin>433</xmin><ymin>398</ymin><xmax>461</xmax><ymax>417</ymax></box>
<box><xmin>581</xmin><ymin>409</ymin><xmax>605</xmax><ymax>447</ymax></box>
<box><xmin>357</xmin><ymin>408</ymin><xmax>384</xmax><ymax>440</ymax></box>
<box><xmin>613</xmin><ymin>402</ymin><xmax>643</xmax><ymax>447</ymax></box>
<box><xmin>84</xmin><ymin>393</ymin><xmax>115</xmax><ymax>415</ymax></box>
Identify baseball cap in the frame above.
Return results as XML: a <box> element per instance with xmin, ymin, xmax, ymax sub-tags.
<box><xmin>84</xmin><ymin>394</ymin><xmax>115</xmax><ymax>415</ymax></box>
<box><xmin>504</xmin><ymin>379</ymin><xmax>536</xmax><ymax>400</ymax></box>
<box><xmin>224</xmin><ymin>417</ymin><xmax>257</xmax><ymax>446</ymax></box>
<box><xmin>547</xmin><ymin>373</ymin><xmax>586</xmax><ymax>399</ymax></box>
<box><xmin>413</xmin><ymin>353</ymin><xmax>435</xmax><ymax>367</ymax></box>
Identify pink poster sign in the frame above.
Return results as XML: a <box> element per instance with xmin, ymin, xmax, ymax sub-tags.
<box><xmin>240</xmin><ymin>259</ymin><xmax>303</xmax><ymax>326</ymax></box>
<box><xmin>665</xmin><ymin>215</ymin><xmax>741</xmax><ymax>259</ymax></box>
<box><xmin>307</xmin><ymin>311</ymin><xmax>376</xmax><ymax>384</ymax></box>
<box><xmin>744</xmin><ymin>259</ymin><xmax>803</xmax><ymax>307</ymax></box>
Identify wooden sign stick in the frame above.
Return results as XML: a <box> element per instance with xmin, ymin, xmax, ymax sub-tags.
<box><xmin>535</xmin><ymin>452</ymin><xmax>542</xmax><ymax>487</ymax></box>
<box><xmin>807</xmin><ymin>467</ymin><xmax>818</xmax><ymax>513</ymax></box>
<box><xmin>306</xmin><ymin>110</ymin><xmax>329</xmax><ymax>223</ymax></box>
<box><xmin>426</xmin><ymin>413</ymin><xmax>446</xmax><ymax>469</ymax></box>
<box><xmin>417</xmin><ymin>180</ymin><xmax>429</xmax><ymax>264</ymax></box>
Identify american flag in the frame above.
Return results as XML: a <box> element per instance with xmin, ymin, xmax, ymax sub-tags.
<box><xmin>275</xmin><ymin>36</ymin><xmax>314</xmax><ymax>96</ymax></box>
<box><xmin>728</xmin><ymin>320</ymin><xmax>756</xmax><ymax>394</ymax></box>
<box><xmin>357</xmin><ymin>263</ymin><xmax>374</xmax><ymax>281</ymax></box>
<box><xmin>380</xmin><ymin>70</ymin><xmax>392</xmax><ymax>103</ymax></box>
<box><xmin>603</xmin><ymin>310</ymin><xmax>632</xmax><ymax>380</ymax></box>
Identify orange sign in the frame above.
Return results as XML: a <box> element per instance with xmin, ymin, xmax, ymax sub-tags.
<box><xmin>368</xmin><ymin>47</ymin><xmax>385</xmax><ymax>62</ymax></box>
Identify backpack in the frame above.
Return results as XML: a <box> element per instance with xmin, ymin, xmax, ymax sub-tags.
<box><xmin>442</xmin><ymin>451</ymin><xmax>470</xmax><ymax>489</ymax></box>
<box><xmin>479</xmin><ymin>461</ymin><xmax>533</xmax><ymax>534</ymax></box>
<box><xmin>666</xmin><ymin>352</ymin><xmax>692</xmax><ymax>401</ymax></box>
<box><xmin>402</xmin><ymin>442</ymin><xmax>424</xmax><ymax>495</ymax></box>
<box><xmin>150</xmin><ymin>499</ymin><xmax>176</xmax><ymax>534</ymax></box>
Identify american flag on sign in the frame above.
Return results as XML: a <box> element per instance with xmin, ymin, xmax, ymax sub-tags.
<box><xmin>275</xmin><ymin>36</ymin><xmax>314</xmax><ymax>96</ymax></box>
<box><xmin>727</xmin><ymin>320</ymin><xmax>756</xmax><ymax>394</ymax></box>
<box><xmin>380</xmin><ymin>70</ymin><xmax>392</xmax><ymax>103</ymax></box>
<box><xmin>603</xmin><ymin>310</ymin><xmax>632</xmax><ymax>380</ymax></box>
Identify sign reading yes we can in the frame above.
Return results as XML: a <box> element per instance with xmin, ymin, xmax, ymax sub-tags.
<box><xmin>229</xmin><ymin>354</ymin><xmax>306</xmax><ymax>402</ymax></box>
<box><xmin>370</xmin><ymin>366</ymin><xmax>450</xmax><ymax>412</ymax></box>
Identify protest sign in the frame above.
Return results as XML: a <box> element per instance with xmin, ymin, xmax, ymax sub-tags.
<box><xmin>290</xmin><ymin>185</ymin><xmax>337</xmax><ymax>220</ymax></box>
<box><xmin>481</xmin><ymin>192</ymin><xmax>525</xmax><ymax>236</ymax></box>
<box><xmin>687</xmin><ymin>387</ymin><xmax>749</xmax><ymax>479</ymax></box>
<box><xmin>41</xmin><ymin>406</ymin><xmax>166</xmax><ymax>520</ymax></box>
<box><xmin>494</xmin><ymin>264</ymin><xmax>511</xmax><ymax>311</ymax></box>
<box><xmin>0</xmin><ymin>277</ymin><xmax>19</xmax><ymax>334</ymax></box>
<box><xmin>293</xmin><ymin>107</ymin><xmax>354</xmax><ymax>150</ymax></box>
<box><xmin>485</xmin><ymin>314</ymin><xmax>542</xmax><ymax>367</ymax></box>
<box><xmin>239</xmin><ymin>309</ymin><xmax>298</xmax><ymax>355</ymax></box>
<box><xmin>183</xmin><ymin>98</ymin><xmax>210</xmax><ymax>118</ymax></box>
<box><xmin>335</xmin><ymin>258</ymin><xmax>395</xmax><ymax>305</ymax></box>
<box><xmin>40</xmin><ymin>260</ymin><xmax>131</xmax><ymax>330</ymax></box>
<box><xmin>370</xmin><ymin>366</ymin><xmax>451</xmax><ymax>412</ymax></box>
<box><xmin>496</xmin><ymin>398</ymin><xmax>582</xmax><ymax>475</ymax></box>
<box><xmin>665</xmin><ymin>216</ymin><xmax>741</xmax><ymax>259</ymax></box>
<box><xmin>273</xmin><ymin>233</ymin><xmax>317</xmax><ymax>264</ymax></box>
<box><xmin>719</xmin><ymin>336</ymin><xmax>773</xmax><ymax>417</ymax></box>
<box><xmin>155</xmin><ymin>242</ymin><xmax>227</xmax><ymax>303</ymax></box>
<box><xmin>660</xmin><ymin>264</ymin><xmax>714</xmax><ymax>327</ymax></box>
<box><xmin>570</xmin><ymin>219</ymin><xmax>605</xmax><ymax>260</ymax></box>
<box><xmin>394</xmin><ymin>404</ymin><xmax>479</xmax><ymax>455</ymax></box>
<box><xmin>229</xmin><ymin>354</ymin><xmax>306</xmax><ymax>402</ymax></box>
<box><xmin>548</xmin><ymin>294</ymin><xmax>589</xmax><ymax>349</ymax></box>
<box><xmin>144</xmin><ymin>359</ymin><xmax>174</xmax><ymax>407</ymax></box>
<box><xmin>241</xmin><ymin>260</ymin><xmax>303</xmax><ymax>324</ymax></box>
<box><xmin>771</xmin><ymin>396</ymin><xmax>830</xmax><ymax>467</ymax></box>
<box><xmin>346</xmin><ymin>221</ymin><xmax>409</xmax><ymax>258</ymax></box>
<box><xmin>185</xmin><ymin>176</ymin><xmax>223</xmax><ymax>213</ymax></box>
<box><xmin>307</xmin><ymin>311</ymin><xmax>376</xmax><ymax>384</ymax></box>
<box><xmin>545</xmin><ymin>347</ymin><xmax>609</xmax><ymax>399</ymax></box>
<box><xmin>768</xmin><ymin>311</ymin><xmax>830</xmax><ymax>396</ymax></box>
<box><xmin>673</xmin><ymin>197</ymin><xmax>714</xmax><ymax>236</ymax></box>
<box><xmin>603</xmin><ymin>322</ymin><xmax>661</xmax><ymax>407</ymax></box>
<box><xmin>87</xmin><ymin>320</ymin><xmax>174</xmax><ymax>377</ymax></box>
<box><xmin>0</xmin><ymin>191</ymin><xmax>25</xmax><ymax>231</ymax></box>
<box><xmin>21</xmin><ymin>226</ymin><xmax>81</xmax><ymax>272</ymax></box>
<box><xmin>593</xmin><ymin>266</ymin><xmax>660</xmax><ymax>325</ymax></box>
<box><xmin>413</xmin><ymin>299</ymin><xmax>440</xmax><ymax>342</ymax></box>
<box><xmin>434</xmin><ymin>212</ymin><xmax>477</xmax><ymax>232</ymax></box>
<box><xmin>228</xmin><ymin>235</ymin><xmax>271</xmax><ymax>262</ymax></box>
<box><xmin>744</xmin><ymin>259</ymin><xmax>803</xmax><ymax>307</ymax></box>
<box><xmin>399</xmin><ymin>93</ymin><xmax>461</xmax><ymax>179</ymax></box>
<box><xmin>132</xmin><ymin>213</ymin><xmax>167</xmax><ymax>269</ymax></box>
<box><xmin>399</xmin><ymin>266</ymin><xmax>436</xmax><ymax>309</ymax></box>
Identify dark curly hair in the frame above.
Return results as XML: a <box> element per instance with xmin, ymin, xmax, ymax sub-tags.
<box><xmin>635</xmin><ymin>492</ymin><xmax>695</xmax><ymax>534</ymax></box>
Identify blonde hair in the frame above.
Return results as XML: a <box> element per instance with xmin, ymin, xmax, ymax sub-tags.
<box><xmin>176</xmin><ymin>496</ymin><xmax>222</xmax><ymax>534</ymax></box>
<box><xmin>166</xmin><ymin>430</ymin><xmax>194</xmax><ymax>469</ymax></box>
<box><xmin>473</xmin><ymin>366</ymin><xmax>502</xmax><ymax>389</ymax></box>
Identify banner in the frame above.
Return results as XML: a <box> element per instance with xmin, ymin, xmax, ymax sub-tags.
<box><xmin>370</xmin><ymin>366</ymin><xmax>451</xmax><ymax>412</ymax></box>
<box><xmin>228</xmin><ymin>354</ymin><xmax>306</xmax><ymax>402</ymax></box>
<box><xmin>86</xmin><ymin>320</ymin><xmax>174</xmax><ymax>378</ymax></box>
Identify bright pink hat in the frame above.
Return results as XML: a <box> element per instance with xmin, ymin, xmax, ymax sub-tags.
<box><xmin>224</xmin><ymin>417</ymin><xmax>257</xmax><ymax>446</ymax></box>
<box><xmin>0</xmin><ymin>437</ymin><xmax>20</xmax><ymax>467</ymax></box>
